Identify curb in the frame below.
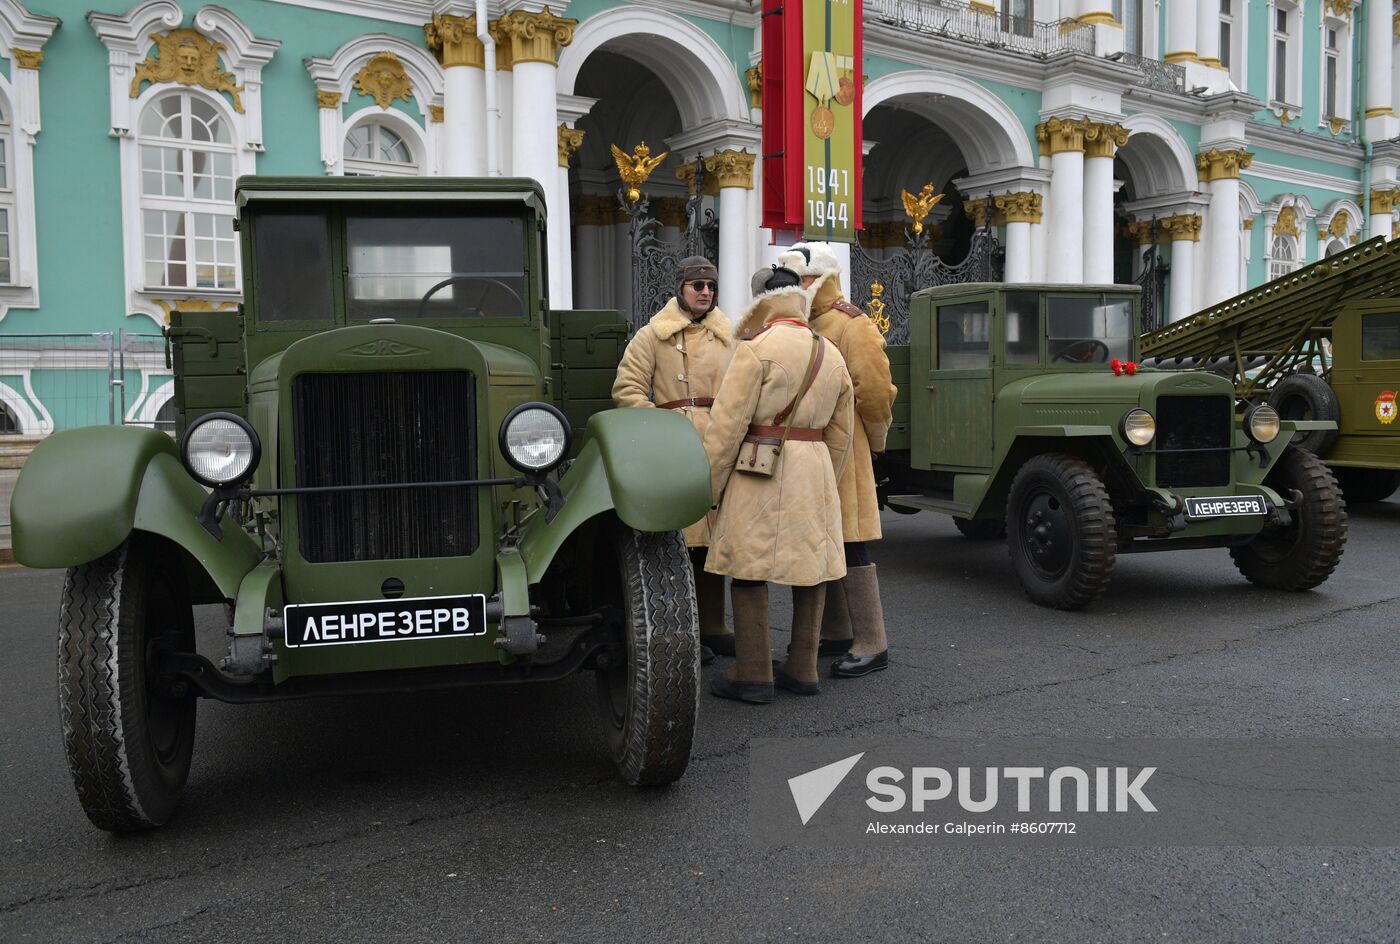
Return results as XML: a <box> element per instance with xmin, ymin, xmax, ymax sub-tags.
<box><xmin>0</xmin><ymin>547</ymin><xmax>14</xmax><ymax>565</ymax></box>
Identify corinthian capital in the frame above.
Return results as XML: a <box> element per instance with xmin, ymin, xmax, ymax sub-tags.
<box><xmin>493</xmin><ymin>8</ymin><xmax>578</xmax><ymax>67</ymax></box>
<box><xmin>425</xmin><ymin>14</ymin><xmax>485</xmax><ymax>69</ymax></box>
<box><xmin>1083</xmin><ymin>121</ymin><xmax>1130</xmax><ymax>159</ymax></box>
<box><xmin>1036</xmin><ymin>117</ymin><xmax>1089</xmax><ymax>155</ymax></box>
<box><xmin>703</xmin><ymin>149</ymin><xmax>756</xmax><ymax>190</ymax></box>
<box><xmin>1159</xmin><ymin>214</ymin><xmax>1203</xmax><ymax>242</ymax></box>
<box><xmin>558</xmin><ymin>124</ymin><xmax>585</xmax><ymax>168</ymax></box>
<box><xmin>1196</xmin><ymin>148</ymin><xmax>1253</xmax><ymax>182</ymax></box>
<box><xmin>994</xmin><ymin>191</ymin><xmax>1042</xmax><ymax>224</ymax></box>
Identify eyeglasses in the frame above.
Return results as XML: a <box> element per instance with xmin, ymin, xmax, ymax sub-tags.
<box><xmin>686</xmin><ymin>280</ymin><xmax>717</xmax><ymax>292</ymax></box>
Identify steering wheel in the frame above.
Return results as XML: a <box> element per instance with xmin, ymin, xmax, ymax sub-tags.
<box><xmin>416</xmin><ymin>275</ymin><xmax>524</xmax><ymax>319</ymax></box>
<box><xmin>1052</xmin><ymin>339</ymin><xmax>1112</xmax><ymax>363</ymax></box>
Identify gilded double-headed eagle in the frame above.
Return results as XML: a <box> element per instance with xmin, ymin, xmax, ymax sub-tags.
<box><xmin>611</xmin><ymin>141</ymin><xmax>668</xmax><ymax>203</ymax></box>
<box><xmin>900</xmin><ymin>183</ymin><xmax>943</xmax><ymax>235</ymax></box>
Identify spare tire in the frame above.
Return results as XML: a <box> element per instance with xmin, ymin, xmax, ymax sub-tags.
<box><xmin>1267</xmin><ymin>373</ymin><xmax>1339</xmax><ymax>456</ymax></box>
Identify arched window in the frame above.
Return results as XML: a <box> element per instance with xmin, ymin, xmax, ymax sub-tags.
<box><xmin>343</xmin><ymin>121</ymin><xmax>419</xmax><ymax>176</ymax></box>
<box><xmin>0</xmin><ymin>400</ymin><xmax>17</xmax><ymax>434</ymax></box>
<box><xmin>1324</xmin><ymin>239</ymin><xmax>1346</xmax><ymax>258</ymax></box>
<box><xmin>138</xmin><ymin>91</ymin><xmax>238</xmax><ymax>291</ymax></box>
<box><xmin>1269</xmin><ymin>235</ymin><xmax>1297</xmax><ymax>279</ymax></box>
<box><xmin>154</xmin><ymin>396</ymin><xmax>177</xmax><ymax>433</ymax></box>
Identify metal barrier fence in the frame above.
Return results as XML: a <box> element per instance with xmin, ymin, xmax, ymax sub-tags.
<box><xmin>1</xmin><ymin>331</ymin><xmax>169</xmax><ymax>544</ymax></box>
<box><xmin>866</xmin><ymin>0</ymin><xmax>1096</xmax><ymax>58</ymax></box>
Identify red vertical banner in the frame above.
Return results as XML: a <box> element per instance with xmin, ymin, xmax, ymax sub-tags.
<box><xmin>761</xmin><ymin>0</ymin><xmax>862</xmax><ymax>240</ymax></box>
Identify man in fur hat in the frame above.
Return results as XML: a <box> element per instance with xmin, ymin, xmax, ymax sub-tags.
<box><xmin>701</xmin><ymin>265</ymin><xmax>854</xmax><ymax>704</ymax></box>
<box><xmin>612</xmin><ymin>256</ymin><xmax>735</xmax><ymax>662</ymax></box>
<box><xmin>776</xmin><ymin>242</ymin><xmax>898</xmax><ymax>678</ymax></box>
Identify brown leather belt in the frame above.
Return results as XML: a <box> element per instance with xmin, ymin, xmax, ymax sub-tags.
<box><xmin>745</xmin><ymin>424</ymin><xmax>824</xmax><ymax>443</ymax></box>
<box><xmin>658</xmin><ymin>397</ymin><xmax>714</xmax><ymax>409</ymax></box>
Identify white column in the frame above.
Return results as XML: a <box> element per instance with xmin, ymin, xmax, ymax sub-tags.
<box><xmin>1040</xmin><ymin>119</ymin><xmax>1086</xmax><ymax>284</ymax></box>
<box><xmin>1368</xmin><ymin>0</ymin><xmax>1398</xmax><ymax>139</ymax></box>
<box><xmin>1200</xmin><ymin>150</ymin><xmax>1248</xmax><ymax>305</ymax></box>
<box><xmin>555</xmin><ymin>168</ymin><xmax>573</xmax><ymax>310</ymax></box>
<box><xmin>995</xmin><ymin>191</ymin><xmax>1041</xmax><ymax>283</ymax></box>
<box><xmin>1160</xmin><ymin>214</ymin><xmax>1202</xmax><ymax>322</ymax></box>
<box><xmin>1195</xmin><ymin>0</ymin><xmax>1220</xmax><ymax>67</ymax></box>
<box><xmin>1030</xmin><ymin>220</ymin><xmax>1047</xmax><ymax>282</ymax></box>
<box><xmin>705</xmin><ymin>149</ymin><xmax>757</xmax><ymax>319</ymax></box>
<box><xmin>1165</xmin><ymin>0</ymin><xmax>1197</xmax><ymax>63</ymax></box>
<box><xmin>1368</xmin><ymin>191</ymin><xmax>1394</xmax><ymax>241</ymax></box>
<box><xmin>427</xmin><ymin>15</ymin><xmax>486</xmax><ymax>176</ymax></box>
<box><xmin>1081</xmin><ymin>124</ymin><xmax>1121</xmax><ymax>284</ymax></box>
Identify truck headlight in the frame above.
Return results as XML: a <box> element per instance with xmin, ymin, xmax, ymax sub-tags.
<box><xmin>1119</xmin><ymin>408</ymin><xmax>1156</xmax><ymax>447</ymax></box>
<box><xmin>499</xmin><ymin>403</ymin><xmax>571</xmax><ymax>474</ymax></box>
<box><xmin>1244</xmin><ymin>404</ymin><xmax>1280</xmax><ymax>444</ymax></box>
<box><xmin>181</xmin><ymin>412</ymin><xmax>260</xmax><ymax>488</ymax></box>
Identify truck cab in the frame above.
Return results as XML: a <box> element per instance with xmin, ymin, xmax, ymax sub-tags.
<box><xmin>879</xmin><ymin>283</ymin><xmax>1346</xmax><ymax>610</ymax></box>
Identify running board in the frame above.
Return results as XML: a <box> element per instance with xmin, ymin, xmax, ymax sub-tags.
<box><xmin>886</xmin><ymin>493</ymin><xmax>971</xmax><ymax>517</ymax></box>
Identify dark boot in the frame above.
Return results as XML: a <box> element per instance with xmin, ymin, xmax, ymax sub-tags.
<box><xmin>710</xmin><ymin>584</ymin><xmax>773</xmax><ymax>704</ymax></box>
<box><xmin>775</xmin><ymin>584</ymin><xmax>824</xmax><ymax>695</ymax></box>
<box><xmin>817</xmin><ymin>578</ymin><xmax>854</xmax><ymax>656</ymax></box>
<box><xmin>831</xmin><ymin>564</ymin><xmax>890</xmax><ymax>678</ymax></box>
<box><xmin>695</xmin><ymin>564</ymin><xmax>734</xmax><ymax>656</ymax></box>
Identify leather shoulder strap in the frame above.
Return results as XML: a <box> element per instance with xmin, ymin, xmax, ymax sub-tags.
<box><xmin>832</xmin><ymin>299</ymin><xmax>866</xmax><ymax>319</ymax></box>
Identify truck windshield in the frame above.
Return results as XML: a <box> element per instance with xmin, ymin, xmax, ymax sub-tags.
<box><xmin>1047</xmin><ymin>295</ymin><xmax>1133</xmax><ymax>363</ymax></box>
<box><xmin>346</xmin><ymin>213</ymin><xmax>527</xmax><ymax>320</ymax></box>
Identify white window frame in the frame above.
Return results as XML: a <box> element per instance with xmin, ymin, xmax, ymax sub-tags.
<box><xmin>1219</xmin><ymin>0</ymin><xmax>1247</xmax><ymax>92</ymax></box>
<box><xmin>341</xmin><ymin>110</ymin><xmax>426</xmax><ymax>177</ymax></box>
<box><xmin>0</xmin><ymin>2</ymin><xmax>60</xmax><ymax>323</ymax></box>
<box><xmin>1268</xmin><ymin>232</ymin><xmax>1299</xmax><ymax>279</ymax></box>
<box><xmin>89</xmin><ymin>3</ymin><xmax>279</xmax><ymax>327</ymax></box>
<box><xmin>1267</xmin><ymin>0</ymin><xmax>1302</xmax><ymax>110</ymax></box>
<box><xmin>1316</xmin><ymin>199</ymin><xmax>1361</xmax><ymax>255</ymax></box>
<box><xmin>1318</xmin><ymin>13</ymin><xmax>1352</xmax><ymax>125</ymax></box>
<box><xmin>304</xmin><ymin>35</ymin><xmax>443</xmax><ymax>177</ymax></box>
<box><xmin>137</xmin><ymin>89</ymin><xmax>240</xmax><ymax>291</ymax></box>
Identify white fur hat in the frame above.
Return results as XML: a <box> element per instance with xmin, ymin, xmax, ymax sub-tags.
<box><xmin>777</xmin><ymin>241</ymin><xmax>841</xmax><ymax>279</ymax></box>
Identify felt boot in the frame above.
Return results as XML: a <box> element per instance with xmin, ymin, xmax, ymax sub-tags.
<box><xmin>831</xmin><ymin>564</ymin><xmax>890</xmax><ymax>678</ymax></box>
<box><xmin>775</xmin><ymin>585</ymin><xmax>824</xmax><ymax>695</ymax></box>
<box><xmin>710</xmin><ymin>584</ymin><xmax>773</xmax><ymax>704</ymax></box>
<box><xmin>695</xmin><ymin>565</ymin><xmax>734</xmax><ymax>656</ymax></box>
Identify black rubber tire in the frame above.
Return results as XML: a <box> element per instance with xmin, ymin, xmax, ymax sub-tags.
<box><xmin>595</xmin><ymin>528</ymin><xmax>698</xmax><ymax>786</ymax></box>
<box><xmin>1333</xmin><ymin>467</ymin><xmax>1400</xmax><ymax>504</ymax></box>
<box><xmin>58</xmin><ymin>534</ymin><xmax>197</xmax><ymax>832</ymax></box>
<box><xmin>1267</xmin><ymin>373</ymin><xmax>1340</xmax><ymax>456</ymax></box>
<box><xmin>1006</xmin><ymin>454</ymin><xmax>1117</xmax><ymax>610</ymax></box>
<box><xmin>1230</xmin><ymin>447</ymin><xmax>1348</xmax><ymax>591</ymax></box>
<box><xmin>953</xmin><ymin>516</ymin><xmax>1007</xmax><ymax>540</ymax></box>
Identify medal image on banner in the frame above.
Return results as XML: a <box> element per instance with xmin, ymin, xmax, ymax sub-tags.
<box><xmin>802</xmin><ymin>0</ymin><xmax>856</xmax><ymax>243</ymax></box>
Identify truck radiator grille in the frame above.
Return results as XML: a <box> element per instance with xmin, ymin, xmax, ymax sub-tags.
<box><xmin>292</xmin><ymin>371</ymin><xmax>478</xmax><ymax>563</ymax></box>
<box><xmin>1155</xmin><ymin>395</ymin><xmax>1232</xmax><ymax>488</ymax></box>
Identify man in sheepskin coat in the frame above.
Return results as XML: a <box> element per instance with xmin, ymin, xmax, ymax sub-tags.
<box><xmin>777</xmin><ymin>242</ymin><xmax>898</xmax><ymax>678</ymax></box>
<box><xmin>702</xmin><ymin>265</ymin><xmax>854</xmax><ymax>704</ymax></box>
<box><xmin>612</xmin><ymin>257</ymin><xmax>736</xmax><ymax>661</ymax></box>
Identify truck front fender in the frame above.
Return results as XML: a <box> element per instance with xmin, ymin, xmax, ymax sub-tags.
<box><xmin>517</xmin><ymin>408</ymin><xmax>710</xmax><ymax>582</ymax></box>
<box><xmin>11</xmin><ymin>426</ymin><xmax>261</xmax><ymax>599</ymax></box>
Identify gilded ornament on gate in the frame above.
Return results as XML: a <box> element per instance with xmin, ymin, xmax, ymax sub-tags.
<box><xmin>867</xmin><ymin>282</ymin><xmax>890</xmax><ymax>336</ymax></box>
<box><xmin>900</xmin><ymin>183</ymin><xmax>943</xmax><ymax>236</ymax></box>
<box><xmin>130</xmin><ymin>29</ymin><xmax>244</xmax><ymax>113</ymax></box>
<box><xmin>611</xmin><ymin>141</ymin><xmax>667</xmax><ymax>203</ymax></box>
<box><xmin>353</xmin><ymin>51</ymin><xmax>413</xmax><ymax>110</ymax></box>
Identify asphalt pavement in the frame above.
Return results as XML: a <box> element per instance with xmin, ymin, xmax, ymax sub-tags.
<box><xmin>3</xmin><ymin>500</ymin><xmax>1399</xmax><ymax>943</ymax></box>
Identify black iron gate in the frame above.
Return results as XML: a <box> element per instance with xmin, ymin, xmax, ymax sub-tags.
<box><xmin>850</xmin><ymin>223</ymin><xmax>1003</xmax><ymax>345</ymax></box>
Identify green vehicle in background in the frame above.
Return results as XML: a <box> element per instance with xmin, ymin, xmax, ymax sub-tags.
<box><xmin>1141</xmin><ymin>236</ymin><xmax>1400</xmax><ymax>504</ymax></box>
<box><xmin>9</xmin><ymin>177</ymin><xmax>706</xmax><ymax>832</ymax></box>
<box><xmin>876</xmin><ymin>283</ymin><xmax>1347</xmax><ymax>610</ymax></box>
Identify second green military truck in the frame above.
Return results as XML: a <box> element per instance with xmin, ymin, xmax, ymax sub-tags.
<box><xmin>877</xmin><ymin>283</ymin><xmax>1347</xmax><ymax>610</ymax></box>
<box><xmin>9</xmin><ymin>177</ymin><xmax>705</xmax><ymax>832</ymax></box>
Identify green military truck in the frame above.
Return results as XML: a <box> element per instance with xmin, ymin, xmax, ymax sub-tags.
<box><xmin>1141</xmin><ymin>236</ymin><xmax>1400</xmax><ymax>504</ymax></box>
<box><xmin>9</xmin><ymin>177</ymin><xmax>705</xmax><ymax>832</ymax></box>
<box><xmin>876</xmin><ymin>283</ymin><xmax>1346</xmax><ymax>610</ymax></box>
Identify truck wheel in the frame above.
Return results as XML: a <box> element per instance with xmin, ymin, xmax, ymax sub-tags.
<box><xmin>57</xmin><ymin>534</ymin><xmax>197</xmax><ymax>832</ymax></box>
<box><xmin>1333</xmin><ymin>468</ymin><xmax>1400</xmax><ymax>504</ymax></box>
<box><xmin>1006</xmin><ymin>455</ymin><xmax>1117</xmax><ymax>610</ymax></box>
<box><xmin>953</xmin><ymin>517</ymin><xmax>1007</xmax><ymax>540</ymax></box>
<box><xmin>1230</xmin><ymin>447</ymin><xmax>1347</xmax><ymax>590</ymax></box>
<box><xmin>596</xmin><ymin>527</ymin><xmax>698</xmax><ymax>786</ymax></box>
<box><xmin>1267</xmin><ymin>374</ymin><xmax>1339</xmax><ymax>455</ymax></box>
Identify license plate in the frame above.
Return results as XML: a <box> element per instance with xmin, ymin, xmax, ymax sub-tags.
<box><xmin>283</xmin><ymin>594</ymin><xmax>489</xmax><ymax>649</ymax></box>
<box><xmin>1183</xmin><ymin>496</ymin><xmax>1269</xmax><ymax>520</ymax></box>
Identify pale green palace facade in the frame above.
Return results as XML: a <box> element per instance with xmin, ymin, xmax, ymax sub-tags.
<box><xmin>0</xmin><ymin>0</ymin><xmax>1396</xmax><ymax>436</ymax></box>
